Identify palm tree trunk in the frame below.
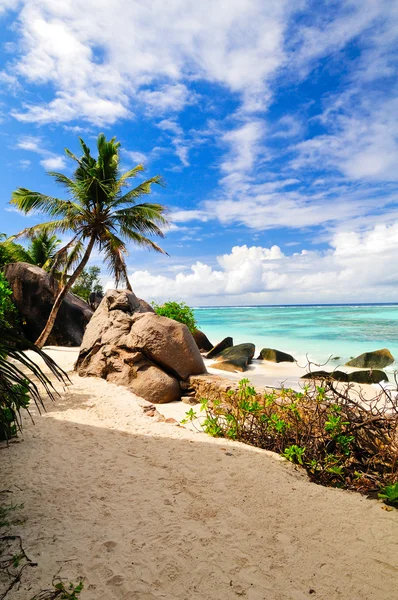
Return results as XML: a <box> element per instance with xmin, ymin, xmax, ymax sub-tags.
<box><xmin>125</xmin><ymin>275</ymin><xmax>133</xmax><ymax>291</ymax></box>
<box><xmin>35</xmin><ymin>235</ymin><xmax>96</xmax><ymax>348</ymax></box>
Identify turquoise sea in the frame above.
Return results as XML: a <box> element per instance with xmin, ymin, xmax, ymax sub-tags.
<box><xmin>194</xmin><ymin>304</ymin><xmax>398</xmax><ymax>373</ymax></box>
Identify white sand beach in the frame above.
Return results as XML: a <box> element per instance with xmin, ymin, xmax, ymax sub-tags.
<box><xmin>2</xmin><ymin>347</ymin><xmax>398</xmax><ymax>600</ymax></box>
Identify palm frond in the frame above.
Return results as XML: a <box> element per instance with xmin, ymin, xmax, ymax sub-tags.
<box><xmin>11</xmin><ymin>219</ymin><xmax>79</xmax><ymax>240</ymax></box>
<box><xmin>110</xmin><ymin>176</ymin><xmax>164</xmax><ymax>208</ymax></box>
<box><xmin>0</xmin><ymin>239</ymin><xmax>33</xmax><ymax>264</ymax></box>
<box><xmin>119</xmin><ymin>229</ymin><xmax>169</xmax><ymax>255</ymax></box>
<box><xmin>116</xmin><ymin>165</ymin><xmax>145</xmax><ymax>190</ymax></box>
<box><xmin>11</xmin><ymin>189</ymin><xmax>78</xmax><ymax>218</ymax></box>
<box><xmin>0</xmin><ymin>324</ymin><xmax>68</xmax><ymax>440</ymax></box>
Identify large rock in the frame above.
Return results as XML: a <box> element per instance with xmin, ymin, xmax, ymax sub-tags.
<box><xmin>193</xmin><ymin>329</ymin><xmax>213</xmax><ymax>352</ymax></box>
<box><xmin>88</xmin><ymin>291</ymin><xmax>104</xmax><ymax>311</ymax></box>
<box><xmin>127</xmin><ymin>312</ymin><xmax>206</xmax><ymax>380</ymax></box>
<box><xmin>345</xmin><ymin>349</ymin><xmax>394</xmax><ymax>369</ymax></box>
<box><xmin>210</xmin><ymin>343</ymin><xmax>256</xmax><ymax>372</ymax></box>
<box><xmin>215</xmin><ymin>343</ymin><xmax>255</xmax><ymax>364</ymax></box>
<box><xmin>301</xmin><ymin>369</ymin><xmax>388</xmax><ymax>384</ymax></box>
<box><xmin>258</xmin><ymin>348</ymin><xmax>295</xmax><ymax>363</ymax></box>
<box><xmin>206</xmin><ymin>337</ymin><xmax>233</xmax><ymax>359</ymax></box>
<box><xmin>212</xmin><ymin>357</ymin><xmax>249</xmax><ymax>373</ymax></box>
<box><xmin>4</xmin><ymin>262</ymin><xmax>93</xmax><ymax>346</ymax></box>
<box><xmin>76</xmin><ymin>290</ymin><xmax>206</xmax><ymax>403</ymax></box>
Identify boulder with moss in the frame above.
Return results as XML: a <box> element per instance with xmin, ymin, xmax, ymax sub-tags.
<box><xmin>345</xmin><ymin>349</ymin><xmax>394</xmax><ymax>369</ymax></box>
<box><xmin>258</xmin><ymin>348</ymin><xmax>295</xmax><ymax>363</ymax></box>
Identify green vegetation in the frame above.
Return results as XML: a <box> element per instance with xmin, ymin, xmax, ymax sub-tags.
<box><xmin>0</xmin><ymin>272</ymin><xmax>18</xmax><ymax>329</ymax></box>
<box><xmin>182</xmin><ymin>378</ymin><xmax>398</xmax><ymax>506</ymax></box>
<box><xmin>31</xmin><ymin>578</ymin><xmax>84</xmax><ymax>599</ymax></box>
<box><xmin>0</xmin><ymin>320</ymin><xmax>67</xmax><ymax>441</ymax></box>
<box><xmin>378</xmin><ymin>482</ymin><xmax>398</xmax><ymax>507</ymax></box>
<box><xmin>153</xmin><ymin>300</ymin><xmax>197</xmax><ymax>333</ymax></box>
<box><xmin>71</xmin><ymin>266</ymin><xmax>103</xmax><ymax>302</ymax></box>
<box><xmin>0</xmin><ymin>232</ymin><xmax>60</xmax><ymax>270</ymax></box>
<box><xmin>10</xmin><ymin>133</ymin><xmax>168</xmax><ymax>348</ymax></box>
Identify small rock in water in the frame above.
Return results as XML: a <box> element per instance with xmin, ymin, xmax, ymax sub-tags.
<box><xmin>345</xmin><ymin>348</ymin><xmax>394</xmax><ymax>369</ymax></box>
<box><xmin>257</xmin><ymin>348</ymin><xmax>295</xmax><ymax>363</ymax></box>
<box><xmin>206</xmin><ymin>337</ymin><xmax>233</xmax><ymax>359</ymax></box>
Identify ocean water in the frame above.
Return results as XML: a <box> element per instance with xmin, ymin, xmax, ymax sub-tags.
<box><xmin>194</xmin><ymin>304</ymin><xmax>398</xmax><ymax>373</ymax></box>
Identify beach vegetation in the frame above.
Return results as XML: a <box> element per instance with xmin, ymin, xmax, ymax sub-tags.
<box><xmin>182</xmin><ymin>377</ymin><xmax>398</xmax><ymax>505</ymax></box>
<box><xmin>378</xmin><ymin>482</ymin><xmax>398</xmax><ymax>507</ymax></box>
<box><xmin>71</xmin><ymin>266</ymin><xmax>103</xmax><ymax>302</ymax></box>
<box><xmin>0</xmin><ymin>321</ymin><xmax>67</xmax><ymax>441</ymax></box>
<box><xmin>0</xmin><ymin>231</ymin><xmax>60</xmax><ymax>271</ymax></box>
<box><xmin>152</xmin><ymin>300</ymin><xmax>197</xmax><ymax>333</ymax></box>
<box><xmin>0</xmin><ymin>272</ymin><xmax>19</xmax><ymax>329</ymax></box>
<box><xmin>30</xmin><ymin>577</ymin><xmax>84</xmax><ymax>599</ymax></box>
<box><xmin>10</xmin><ymin>133</ymin><xmax>168</xmax><ymax>348</ymax></box>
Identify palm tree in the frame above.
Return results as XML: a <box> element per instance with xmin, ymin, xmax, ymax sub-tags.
<box><xmin>28</xmin><ymin>231</ymin><xmax>61</xmax><ymax>269</ymax></box>
<box><xmin>10</xmin><ymin>133</ymin><xmax>168</xmax><ymax>348</ymax></box>
<box><xmin>0</xmin><ymin>231</ymin><xmax>60</xmax><ymax>270</ymax></box>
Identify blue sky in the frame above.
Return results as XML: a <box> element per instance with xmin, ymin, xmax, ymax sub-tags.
<box><xmin>1</xmin><ymin>0</ymin><xmax>398</xmax><ymax>305</ymax></box>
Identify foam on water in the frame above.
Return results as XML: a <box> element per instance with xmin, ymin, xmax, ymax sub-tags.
<box><xmin>194</xmin><ymin>304</ymin><xmax>398</xmax><ymax>373</ymax></box>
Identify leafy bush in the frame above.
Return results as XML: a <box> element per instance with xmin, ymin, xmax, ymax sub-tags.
<box><xmin>182</xmin><ymin>377</ymin><xmax>398</xmax><ymax>505</ymax></box>
<box><xmin>0</xmin><ymin>271</ymin><xmax>18</xmax><ymax>329</ymax></box>
<box><xmin>152</xmin><ymin>300</ymin><xmax>197</xmax><ymax>333</ymax></box>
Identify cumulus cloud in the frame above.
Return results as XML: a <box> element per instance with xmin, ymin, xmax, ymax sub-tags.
<box><xmin>121</xmin><ymin>223</ymin><xmax>398</xmax><ymax>305</ymax></box>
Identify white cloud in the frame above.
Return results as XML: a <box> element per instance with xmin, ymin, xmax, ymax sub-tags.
<box><xmin>40</xmin><ymin>156</ymin><xmax>66</xmax><ymax>170</ymax></box>
<box><xmin>123</xmin><ymin>222</ymin><xmax>398</xmax><ymax>305</ymax></box>
<box><xmin>221</xmin><ymin>121</ymin><xmax>265</xmax><ymax>175</ymax></box>
<box><xmin>139</xmin><ymin>84</ymin><xmax>192</xmax><ymax>114</ymax></box>
<box><xmin>15</xmin><ymin>135</ymin><xmax>67</xmax><ymax>171</ymax></box>
<box><xmin>292</xmin><ymin>96</ymin><xmax>398</xmax><ymax>182</ymax></box>
<box><xmin>124</xmin><ymin>150</ymin><xmax>147</xmax><ymax>165</ymax></box>
<box><xmin>2</xmin><ymin>0</ymin><xmax>299</xmax><ymax>123</ymax></box>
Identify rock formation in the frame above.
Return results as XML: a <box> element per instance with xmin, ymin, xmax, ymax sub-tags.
<box><xmin>206</xmin><ymin>337</ymin><xmax>233</xmax><ymax>359</ymax></box>
<box><xmin>345</xmin><ymin>349</ymin><xmax>394</xmax><ymax>369</ymax></box>
<box><xmin>257</xmin><ymin>348</ymin><xmax>295</xmax><ymax>363</ymax></box>
<box><xmin>302</xmin><ymin>369</ymin><xmax>388</xmax><ymax>384</ymax></box>
<box><xmin>193</xmin><ymin>329</ymin><xmax>213</xmax><ymax>352</ymax></box>
<box><xmin>211</xmin><ymin>343</ymin><xmax>255</xmax><ymax>373</ymax></box>
<box><xmin>4</xmin><ymin>262</ymin><xmax>93</xmax><ymax>346</ymax></box>
<box><xmin>75</xmin><ymin>289</ymin><xmax>206</xmax><ymax>403</ymax></box>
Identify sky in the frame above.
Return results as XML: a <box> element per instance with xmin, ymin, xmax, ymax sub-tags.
<box><xmin>0</xmin><ymin>0</ymin><xmax>398</xmax><ymax>305</ymax></box>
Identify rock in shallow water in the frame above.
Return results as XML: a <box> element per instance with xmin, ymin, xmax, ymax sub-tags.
<box><xmin>206</xmin><ymin>337</ymin><xmax>233</xmax><ymax>359</ymax></box>
<box><xmin>301</xmin><ymin>369</ymin><xmax>388</xmax><ymax>383</ymax></box>
<box><xmin>345</xmin><ymin>348</ymin><xmax>394</xmax><ymax>369</ymax></box>
<box><xmin>257</xmin><ymin>348</ymin><xmax>295</xmax><ymax>363</ymax></box>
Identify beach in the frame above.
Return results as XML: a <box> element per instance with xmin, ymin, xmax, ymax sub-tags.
<box><xmin>2</xmin><ymin>347</ymin><xmax>398</xmax><ymax>600</ymax></box>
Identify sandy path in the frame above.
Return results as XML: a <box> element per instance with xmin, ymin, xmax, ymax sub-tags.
<box><xmin>1</xmin><ymin>351</ymin><xmax>398</xmax><ymax>600</ymax></box>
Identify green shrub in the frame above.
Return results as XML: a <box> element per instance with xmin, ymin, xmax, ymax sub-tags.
<box><xmin>152</xmin><ymin>300</ymin><xmax>197</xmax><ymax>333</ymax></box>
<box><xmin>0</xmin><ymin>271</ymin><xmax>18</xmax><ymax>328</ymax></box>
<box><xmin>182</xmin><ymin>378</ymin><xmax>398</xmax><ymax>505</ymax></box>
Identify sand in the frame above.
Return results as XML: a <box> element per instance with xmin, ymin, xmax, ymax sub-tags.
<box><xmin>1</xmin><ymin>347</ymin><xmax>398</xmax><ymax>600</ymax></box>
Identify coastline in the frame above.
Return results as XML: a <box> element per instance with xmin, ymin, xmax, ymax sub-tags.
<box><xmin>194</xmin><ymin>303</ymin><xmax>398</xmax><ymax>376</ymax></box>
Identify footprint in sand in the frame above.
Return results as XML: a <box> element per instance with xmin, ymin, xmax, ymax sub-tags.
<box><xmin>103</xmin><ymin>540</ymin><xmax>118</xmax><ymax>552</ymax></box>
